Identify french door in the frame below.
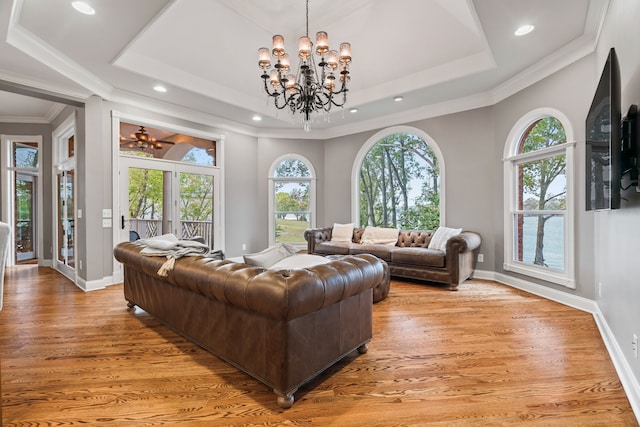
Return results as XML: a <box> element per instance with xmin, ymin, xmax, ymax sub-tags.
<box><xmin>56</xmin><ymin>168</ymin><xmax>75</xmax><ymax>276</ymax></box>
<box><xmin>118</xmin><ymin>156</ymin><xmax>220</xmax><ymax>249</ymax></box>
<box><xmin>15</xmin><ymin>173</ymin><xmax>37</xmax><ymax>262</ymax></box>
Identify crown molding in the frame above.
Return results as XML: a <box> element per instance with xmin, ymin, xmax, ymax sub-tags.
<box><xmin>0</xmin><ymin>114</ymin><xmax>49</xmax><ymax>124</ymax></box>
<box><xmin>7</xmin><ymin>0</ymin><xmax>113</xmax><ymax>99</ymax></box>
<box><xmin>108</xmin><ymin>88</ymin><xmax>260</xmax><ymax>138</ymax></box>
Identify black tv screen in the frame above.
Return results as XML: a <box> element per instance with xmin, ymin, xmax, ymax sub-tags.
<box><xmin>586</xmin><ymin>47</ymin><xmax>621</xmax><ymax>210</ymax></box>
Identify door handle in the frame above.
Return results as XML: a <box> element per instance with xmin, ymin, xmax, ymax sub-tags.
<box><xmin>121</xmin><ymin>215</ymin><xmax>125</xmax><ymax>230</ymax></box>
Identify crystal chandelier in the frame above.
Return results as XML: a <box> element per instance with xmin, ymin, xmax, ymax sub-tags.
<box><xmin>257</xmin><ymin>0</ymin><xmax>352</xmax><ymax>131</ymax></box>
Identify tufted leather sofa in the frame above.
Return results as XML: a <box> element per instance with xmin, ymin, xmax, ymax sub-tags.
<box><xmin>304</xmin><ymin>227</ymin><xmax>481</xmax><ymax>290</ymax></box>
<box><xmin>113</xmin><ymin>242</ymin><xmax>387</xmax><ymax>409</ymax></box>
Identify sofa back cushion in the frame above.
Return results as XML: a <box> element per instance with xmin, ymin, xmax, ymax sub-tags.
<box><xmin>396</xmin><ymin>230</ymin><xmax>433</xmax><ymax>248</ymax></box>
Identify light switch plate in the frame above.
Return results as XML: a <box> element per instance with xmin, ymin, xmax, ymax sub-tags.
<box><xmin>102</xmin><ymin>209</ymin><xmax>112</xmax><ymax>218</ymax></box>
<box><xmin>102</xmin><ymin>218</ymin><xmax>112</xmax><ymax>228</ymax></box>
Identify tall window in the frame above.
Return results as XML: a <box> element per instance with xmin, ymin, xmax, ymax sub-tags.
<box><xmin>269</xmin><ymin>156</ymin><xmax>315</xmax><ymax>246</ymax></box>
<box><xmin>504</xmin><ymin>111</ymin><xmax>575</xmax><ymax>287</ymax></box>
<box><xmin>358</xmin><ymin>131</ymin><xmax>441</xmax><ymax>229</ymax></box>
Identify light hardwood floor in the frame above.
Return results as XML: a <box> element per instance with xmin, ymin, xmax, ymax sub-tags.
<box><xmin>0</xmin><ymin>266</ymin><xmax>637</xmax><ymax>426</ymax></box>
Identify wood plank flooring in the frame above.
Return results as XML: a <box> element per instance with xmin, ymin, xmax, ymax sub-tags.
<box><xmin>0</xmin><ymin>266</ymin><xmax>637</xmax><ymax>426</ymax></box>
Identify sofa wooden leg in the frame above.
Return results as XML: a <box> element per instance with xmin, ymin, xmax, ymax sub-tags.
<box><xmin>126</xmin><ymin>301</ymin><xmax>136</xmax><ymax>308</ymax></box>
<box><xmin>357</xmin><ymin>343</ymin><xmax>369</xmax><ymax>354</ymax></box>
<box><xmin>276</xmin><ymin>391</ymin><xmax>295</xmax><ymax>409</ymax></box>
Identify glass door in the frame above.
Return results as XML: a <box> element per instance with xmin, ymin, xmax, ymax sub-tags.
<box><xmin>15</xmin><ymin>173</ymin><xmax>36</xmax><ymax>262</ymax></box>
<box><xmin>119</xmin><ymin>157</ymin><xmax>219</xmax><ymax>249</ymax></box>
<box><xmin>57</xmin><ymin>169</ymin><xmax>75</xmax><ymax>274</ymax></box>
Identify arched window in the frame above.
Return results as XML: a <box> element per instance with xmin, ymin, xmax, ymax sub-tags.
<box><xmin>353</xmin><ymin>127</ymin><xmax>444</xmax><ymax>229</ymax></box>
<box><xmin>268</xmin><ymin>155</ymin><xmax>316</xmax><ymax>246</ymax></box>
<box><xmin>504</xmin><ymin>109</ymin><xmax>575</xmax><ymax>288</ymax></box>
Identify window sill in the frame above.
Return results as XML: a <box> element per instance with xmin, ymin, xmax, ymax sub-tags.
<box><xmin>503</xmin><ymin>262</ymin><xmax>575</xmax><ymax>289</ymax></box>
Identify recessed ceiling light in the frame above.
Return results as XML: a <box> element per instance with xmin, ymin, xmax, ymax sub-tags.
<box><xmin>514</xmin><ymin>25</ymin><xmax>534</xmax><ymax>36</ymax></box>
<box><xmin>393</xmin><ymin>96</ymin><xmax>403</xmax><ymax>102</ymax></box>
<box><xmin>350</xmin><ymin>108</ymin><xmax>358</xmax><ymax>113</ymax></box>
<box><xmin>71</xmin><ymin>1</ymin><xmax>95</xmax><ymax>15</ymax></box>
<box><xmin>252</xmin><ymin>115</ymin><xmax>262</xmax><ymax>121</ymax></box>
<box><xmin>153</xmin><ymin>85</ymin><xmax>167</xmax><ymax>93</ymax></box>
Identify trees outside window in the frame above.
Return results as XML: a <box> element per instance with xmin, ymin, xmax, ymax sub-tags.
<box><xmin>504</xmin><ymin>111</ymin><xmax>575</xmax><ymax>287</ymax></box>
<box><xmin>359</xmin><ymin>133</ymin><xmax>440</xmax><ymax>230</ymax></box>
<box><xmin>269</xmin><ymin>157</ymin><xmax>315</xmax><ymax>245</ymax></box>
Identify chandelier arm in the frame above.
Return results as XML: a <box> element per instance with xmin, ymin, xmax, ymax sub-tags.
<box><xmin>257</xmin><ymin>0</ymin><xmax>350</xmax><ymax>130</ymax></box>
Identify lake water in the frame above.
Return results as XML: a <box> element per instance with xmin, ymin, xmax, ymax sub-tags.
<box><xmin>521</xmin><ymin>215</ymin><xmax>564</xmax><ymax>270</ymax></box>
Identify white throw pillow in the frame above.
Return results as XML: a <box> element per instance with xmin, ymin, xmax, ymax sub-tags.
<box><xmin>360</xmin><ymin>226</ymin><xmax>399</xmax><ymax>246</ymax></box>
<box><xmin>428</xmin><ymin>226</ymin><xmax>462</xmax><ymax>252</ymax></box>
<box><xmin>243</xmin><ymin>244</ymin><xmax>292</xmax><ymax>268</ymax></box>
<box><xmin>331</xmin><ymin>223</ymin><xmax>355</xmax><ymax>242</ymax></box>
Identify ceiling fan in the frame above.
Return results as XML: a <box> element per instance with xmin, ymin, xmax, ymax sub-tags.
<box><xmin>119</xmin><ymin>126</ymin><xmax>175</xmax><ymax>150</ymax></box>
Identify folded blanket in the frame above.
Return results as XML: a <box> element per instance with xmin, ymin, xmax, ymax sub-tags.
<box><xmin>136</xmin><ymin>234</ymin><xmax>210</xmax><ymax>276</ymax></box>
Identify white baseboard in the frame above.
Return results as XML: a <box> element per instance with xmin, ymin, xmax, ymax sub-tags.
<box><xmin>75</xmin><ymin>275</ymin><xmax>117</xmax><ymax>292</ymax></box>
<box><xmin>38</xmin><ymin>258</ymin><xmax>53</xmax><ymax>267</ymax></box>
<box><xmin>593</xmin><ymin>309</ymin><xmax>640</xmax><ymax>421</ymax></box>
<box><xmin>472</xmin><ymin>269</ymin><xmax>640</xmax><ymax>421</ymax></box>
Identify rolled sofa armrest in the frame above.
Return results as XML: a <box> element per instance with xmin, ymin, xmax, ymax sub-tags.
<box><xmin>445</xmin><ymin>231</ymin><xmax>482</xmax><ymax>288</ymax></box>
<box><xmin>304</xmin><ymin>226</ymin><xmax>333</xmax><ymax>253</ymax></box>
<box><xmin>445</xmin><ymin>231</ymin><xmax>482</xmax><ymax>254</ymax></box>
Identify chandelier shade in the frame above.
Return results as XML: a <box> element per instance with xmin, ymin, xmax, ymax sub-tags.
<box><xmin>257</xmin><ymin>0</ymin><xmax>351</xmax><ymax>131</ymax></box>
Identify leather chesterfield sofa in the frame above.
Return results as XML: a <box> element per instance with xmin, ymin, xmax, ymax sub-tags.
<box><xmin>305</xmin><ymin>227</ymin><xmax>481</xmax><ymax>290</ymax></box>
<box><xmin>113</xmin><ymin>242</ymin><xmax>387</xmax><ymax>409</ymax></box>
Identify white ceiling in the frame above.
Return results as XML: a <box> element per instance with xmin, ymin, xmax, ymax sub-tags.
<box><xmin>0</xmin><ymin>0</ymin><xmax>607</xmax><ymax>138</ymax></box>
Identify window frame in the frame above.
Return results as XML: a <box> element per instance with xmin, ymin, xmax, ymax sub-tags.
<box><xmin>268</xmin><ymin>154</ymin><xmax>316</xmax><ymax>247</ymax></box>
<box><xmin>503</xmin><ymin>109</ymin><xmax>575</xmax><ymax>288</ymax></box>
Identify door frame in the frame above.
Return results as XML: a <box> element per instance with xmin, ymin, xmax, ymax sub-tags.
<box><xmin>111</xmin><ymin>111</ymin><xmax>225</xmax><ymax>283</ymax></box>
<box><xmin>0</xmin><ymin>134</ymin><xmax>43</xmax><ymax>267</ymax></box>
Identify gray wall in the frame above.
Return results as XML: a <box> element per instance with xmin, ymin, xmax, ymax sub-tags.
<box><xmin>493</xmin><ymin>54</ymin><xmax>596</xmax><ymax>298</ymax></box>
<box><xmin>323</xmin><ymin>110</ymin><xmax>496</xmax><ymax>270</ymax></box>
<box><xmin>590</xmin><ymin>0</ymin><xmax>640</xmax><ymax>386</ymax></box>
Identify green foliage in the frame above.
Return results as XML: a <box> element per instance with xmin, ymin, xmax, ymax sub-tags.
<box><xmin>274</xmin><ymin>159</ymin><xmax>310</xmax><ymax>178</ymax></box>
<box><xmin>179</xmin><ymin>173</ymin><xmax>213</xmax><ymax>221</ymax></box>
<box><xmin>15</xmin><ymin>179</ymin><xmax>33</xmax><ymax>220</ymax></box>
<box><xmin>521</xmin><ymin>118</ymin><xmax>567</xmax><ymax>210</ymax></box>
<box><xmin>519</xmin><ymin>117</ymin><xmax>567</xmax><ymax>266</ymax></box>
<box><xmin>359</xmin><ymin>133</ymin><xmax>440</xmax><ymax>229</ymax></box>
<box><xmin>129</xmin><ymin>169</ymin><xmax>163</xmax><ymax>219</ymax></box>
<box><xmin>129</xmin><ymin>169</ymin><xmax>213</xmax><ymax>222</ymax></box>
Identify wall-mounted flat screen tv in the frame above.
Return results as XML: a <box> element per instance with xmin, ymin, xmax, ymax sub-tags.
<box><xmin>586</xmin><ymin>47</ymin><xmax>621</xmax><ymax>210</ymax></box>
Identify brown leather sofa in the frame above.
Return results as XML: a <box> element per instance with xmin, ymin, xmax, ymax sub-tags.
<box><xmin>305</xmin><ymin>227</ymin><xmax>481</xmax><ymax>290</ymax></box>
<box><xmin>113</xmin><ymin>242</ymin><xmax>387</xmax><ymax>409</ymax></box>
